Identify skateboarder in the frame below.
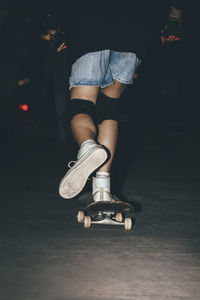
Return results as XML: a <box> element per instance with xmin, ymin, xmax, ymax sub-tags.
<box><xmin>54</xmin><ymin>0</ymin><xmax>184</xmax><ymax>201</ymax></box>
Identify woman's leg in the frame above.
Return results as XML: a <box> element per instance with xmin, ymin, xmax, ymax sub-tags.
<box><xmin>59</xmin><ymin>85</ymin><xmax>109</xmax><ymax>199</ymax></box>
<box><xmin>70</xmin><ymin>86</ymin><xmax>99</xmax><ymax>146</ymax></box>
<box><xmin>97</xmin><ymin>79</ymin><xmax>126</xmax><ymax>173</ymax></box>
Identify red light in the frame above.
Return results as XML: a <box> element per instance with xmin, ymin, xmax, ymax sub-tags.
<box><xmin>19</xmin><ymin>104</ymin><xmax>29</xmax><ymax>111</ymax></box>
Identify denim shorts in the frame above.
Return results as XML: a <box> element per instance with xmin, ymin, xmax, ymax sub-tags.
<box><xmin>69</xmin><ymin>50</ymin><xmax>141</xmax><ymax>90</ymax></box>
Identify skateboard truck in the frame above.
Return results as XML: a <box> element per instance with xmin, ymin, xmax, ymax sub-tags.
<box><xmin>77</xmin><ymin>200</ymin><xmax>135</xmax><ymax>230</ymax></box>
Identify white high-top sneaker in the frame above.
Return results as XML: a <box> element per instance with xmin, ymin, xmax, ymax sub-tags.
<box><xmin>92</xmin><ymin>172</ymin><xmax>113</xmax><ymax>202</ymax></box>
<box><xmin>59</xmin><ymin>141</ymin><xmax>107</xmax><ymax>199</ymax></box>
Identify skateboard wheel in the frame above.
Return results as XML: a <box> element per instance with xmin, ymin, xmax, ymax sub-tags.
<box><xmin>115</xmin><ymin>212</ymin><xmax>123</xmax><ymax>222</ymax></box>
<box><xmin>124</xmin><ymin>217</ymin><xmax>132</xmax><ymax>230</ymax></box>
<box><xmin>84</xmin><ymin>216</ymin><xmax>92</xmax><ymax>229</ymax></box>
<box><xmin>77</xmin><ymin>210</ymin><xmax>85</xmax><ymax>223</ymax></box>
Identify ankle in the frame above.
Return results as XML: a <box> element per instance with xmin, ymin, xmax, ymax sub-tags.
<box><xmin>81</xmin><ymin>139</ymin><xmax>97</xmax><ymax>148</ymax></box>
<box><xmin>78</xmin><ymin>139</ymin><xmax>97</xmax><ymax>159</ymax></box>
<box><xmin>96</xmin><ymin>171</ymin><xmax>110</xmax><ymax>177</ymax></box>
<box><xmin>92</xmin><ymin>172</ymin><xmax>111</xmax><ymax>201</ymax></box>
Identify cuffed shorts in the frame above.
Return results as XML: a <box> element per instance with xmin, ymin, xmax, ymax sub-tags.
<box><xmin>69</xmin><ymin>50</ymin><xmax>141</xmax><ymax>90</ymax></box>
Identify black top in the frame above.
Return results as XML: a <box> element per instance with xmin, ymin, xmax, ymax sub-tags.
<box><xmin>50</xmin><ymin>0</ymin><xmax>184</xmax><ymax>63</ymax></box>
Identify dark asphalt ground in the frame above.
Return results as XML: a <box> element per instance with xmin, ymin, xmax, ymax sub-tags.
<box><xmin>1</xmin><ymin>129</ymin><xmax>200</xmax><ymax>300</ymax></box>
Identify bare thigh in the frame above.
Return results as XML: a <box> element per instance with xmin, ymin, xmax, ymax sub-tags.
<box><xmin>101</xmin><ymin>79</ymin><xmax>126</xmax><ymax>98</ymax></box>
<box><xmin>70</xmin><ymin>79</ymin><xmax>126</xmax><ymax>104</ymax></box>
<box><xmin>71</xmin><ymin>86</ymin><xmax>100</xmax><ymax>103</ymax></box>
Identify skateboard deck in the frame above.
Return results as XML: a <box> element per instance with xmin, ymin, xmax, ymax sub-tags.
<box><xmin>76</xmin><ymin>193</ymin><xmax>135</xmax><ymax>230</ymax></box>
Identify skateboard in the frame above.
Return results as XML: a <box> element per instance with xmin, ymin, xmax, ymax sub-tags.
<box><xmin>76</xmin><ymin>193</ymin><xmax>135</xmax><ymax>230</ymax></box>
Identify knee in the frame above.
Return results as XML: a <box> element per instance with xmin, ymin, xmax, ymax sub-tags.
<box><xmin>96</xmin><ymin>93</ymin><xmax>120</xmax><ymax>124</ymax></box>
<box><xmin>68</xmin><ymin>98</ymin><xmax>96</xmax><ymax>123</ymax></box>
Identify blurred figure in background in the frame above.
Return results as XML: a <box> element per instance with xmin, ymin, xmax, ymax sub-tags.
<box><xmin>161</xmin><ymin>0</ymin><xmax>184</xmax><ymax>44</ymax></box>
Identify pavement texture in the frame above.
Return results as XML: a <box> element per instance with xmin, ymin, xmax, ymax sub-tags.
<box><xmin>1</xmin><ymin>133</ymin><xmax>200</xmax><ymax>300</ymax></box>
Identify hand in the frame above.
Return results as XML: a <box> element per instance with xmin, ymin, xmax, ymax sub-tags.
<box><xmin>47</xmin><ymin>29</ymin><xmax>67</xmax><ymax>52</ymax></box>
<box><xmin>161</xmin><ymin>32</ymin><xmax>181</xmax><ymax>44</ymax></box>
<box><xmin>17</xmin><ymin>78</ymin><xmax>30</xmax><ymax>86</ymax></box>
<box><xmin>57</xmin><ymin>42</ymin><xmax>67</xmax><ymax>52</ymax></box>
<box><xmin>161</xmin><ymin>16</ymin><xmax>184</xmax><ymax>45</ymax></box>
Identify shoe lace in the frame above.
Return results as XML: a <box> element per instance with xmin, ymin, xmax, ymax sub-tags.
<box><xmin>67</xmin><ymin>160</ymin><xmax>76</xmax><ymax>168</ymax></box>
<box><xmin>93</xmin><ymin>188</ymin><xmax>115</xmax><ymax>202</ymax></box>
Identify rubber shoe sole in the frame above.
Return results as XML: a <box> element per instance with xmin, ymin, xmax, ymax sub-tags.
<box><xmin>59</xmin><ymin>146</ymin><xmax>107</xmax><ymax>199</ymax></box>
